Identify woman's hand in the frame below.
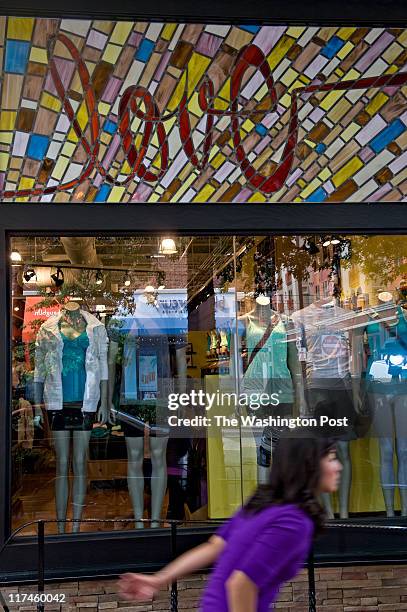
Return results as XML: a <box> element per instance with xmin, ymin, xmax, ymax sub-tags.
<box><xmin>118</xmin><ymin>536</ymin><xmax>225</xmax><ymax>603</ymax></box>
<box><xmin>118</xmin><ymin>573</ymin><xmax>162</xmax><ymax>601</ymax></box>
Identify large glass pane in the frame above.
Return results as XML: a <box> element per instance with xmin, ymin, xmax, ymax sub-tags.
<box><xmin>236</xmin><ymin>234</ymin><xmax>407</xmax><ymax>520</ymax></box>
<box><xmin>10</xmin><ymin>234</ymin><xmax>240</xmax><ymax>534</ymax></box>
<box><xmin>10</xmin><ymin>234</ymin><xmax>407</xmax><ymax>537</ymax></box>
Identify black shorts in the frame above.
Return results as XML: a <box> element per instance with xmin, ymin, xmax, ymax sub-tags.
<box><xmin>48</xmin><ymin>403</ymin><xmax>95</xmax><ymax>431</ymax></box>
<box><xmin>118</xmin><ymin>404</ymin><xmax>169</xmax><ymax>438</ymax></box>
<box><xmin>306</xmin><ymin>381</ymin><xmax>357</xmax><ymax>440</ymax></box>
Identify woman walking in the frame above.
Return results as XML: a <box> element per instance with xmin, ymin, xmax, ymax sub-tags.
<box><xmin>119</xmin><ymin>435</ymin><xmax>341</xmax><ymax>612</ymax></box>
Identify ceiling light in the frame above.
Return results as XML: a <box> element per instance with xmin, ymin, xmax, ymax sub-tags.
<box><xmin>159</xmin><ymin>238</ymin><xmax>177</xmax><ymax>255</ymax></box>
<box><xmin>10</xmin><ymin>250</ymin><xmax>22</xmax><ymax>263</ymax></box>
<box><xmin>95</xmin><ymin>270</ymin><xmax>103</xmax><ymax>285</ymax></box>
<box><xmin>50</xmin><ymin>267</ymin><xmax>64</xmax><ymax>287</ymax></box>
<box><xmin>378</xmin><ymin>291</ymin><xmax>393</xmax><ymax>303</ymax></box>
<box><xmin>322</xmin><ymin>238</ymin><xmax>331</xmax><ymax>247</ymax></box>
<box><xmin>331</xmin><ymin>237</ymin><xmax>340</xmax><ymax>245</ymax></box>
<box><xmin>123</xmin><ymin>272</ymin><xmax>131</xmax><ymax>287</ymax></box>
<box><xmin>23</xmin><ymin>267</ymin><xmax>37</xmax><ymax>283</ymax></box>
<box><xmin>256</xmin><ymin>294</ymin><xmax>271</xmax><ymax>306</ymax></box>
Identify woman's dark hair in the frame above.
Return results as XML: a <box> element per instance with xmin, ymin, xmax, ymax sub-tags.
<box><xmin>244</xmin><ymin>434</ymin><xmax>336</xmax><ymax>535</ymax></box>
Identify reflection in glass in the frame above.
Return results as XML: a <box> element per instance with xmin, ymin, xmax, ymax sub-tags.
<box><xmin>9</xmin><ymin>234</ymin><xmax>407</xmax><ymax>538</ymax></box>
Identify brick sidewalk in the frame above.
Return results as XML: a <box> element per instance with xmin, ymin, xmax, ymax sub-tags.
<box><xmin>1</xmin><ymin>564</ymin><xmax>407</xmax><ymax>611</ymax></box>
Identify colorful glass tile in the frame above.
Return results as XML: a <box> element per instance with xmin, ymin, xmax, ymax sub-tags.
<box><xmin>26</xmin><ymin>134</ymin><xmax>49</xmax><ymax>160</ymax></box>
<box><xmin>135</xmin><ymin>39</ymin><xmax>155</xmax><ymax>63</ymax></box>
<box><xmin>5</xmin><ymin>40</ymin><xmax>30</xmax><ymax>74</ymax></box>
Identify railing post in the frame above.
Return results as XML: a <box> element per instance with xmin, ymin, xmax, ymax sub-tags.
<box><xmin>37</xmin><ymin>520</ymin><xmax>45</xmax><ymax>612</ymax></box>
<box><xmin>0</xmin><ymin>589</ymin><xmax>10</xmax><ymax>612</ymax></box>
<box><xmin>307</xmin><ymin>545</ymin><xmax>316</xmax><ymax>612</ymax></box>
<box><xmin>170</xmin><ymin>522</ymin><xmax>178</xmax><ymax>612</ymax></box>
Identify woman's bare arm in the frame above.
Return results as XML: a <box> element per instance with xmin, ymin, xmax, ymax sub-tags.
<box><xmin>119</xmin><ymin>536</ymin><xmax>225</xmax><ymax>601</ymax></box>
<box><xmin>156</xmin><ymin>535</ymin><xmax>225</xmax><ymax>585</ymax></box>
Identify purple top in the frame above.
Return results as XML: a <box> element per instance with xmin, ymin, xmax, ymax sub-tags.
<box><xmin>201</xmin><ymin>503</ymin><xmax>314</xmax><ymax>612</ymax></box>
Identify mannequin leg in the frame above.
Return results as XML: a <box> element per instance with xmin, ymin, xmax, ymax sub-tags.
<box><xmin>372</xmin><ymin>394</ymin><xmax>396</xmax><ymax>517</ymax></box>
<box><xmin>337</xmin><ymin>440</ymin><xmax>351</xmax><ymax>519</ymax></box>
<box><xmin>379</xmin><ymin>438</ymin><xmax>396</xmax><ymax>517</ymax></box>
<box><xmin>52</xmin><ymin>430</ymin><xmax>70</xmax><ymax>534</ymax></box>
<box><xmin>394</xmin><ymin>396</ymin><xmax>407</xmax><ymax>516</ymax></box>
<box><xmin>396</xmin><ymin>437</ymin><xmax>407</xmax><ymax>516</ymax></box>
<box><xmin>257</xmin><ymin>464</ymin><xmax>270</xmax><ymax>484</ymax></box>
<box><xmin>150</xmin><ymin>436</ymin><xmax>168</xmax><ymax>527</ymax></box>
<box><xmin>126</xmin><ymin>437</ymin><xmax>145</xmax><ymax>529</ymax></box>
<box><xmin>321</xmin><ymin>493</ymin><xmax>334</xmax><ymax>519</ymax></box>
<box><xmin>256</xmin><ymin>426</ymin><xmax>271</xmax><ymax>485</ymax></box>
<box><xmin>306</xmin><ymin>390</ymin><xmax>334</xmax><ymax>518</ymax></box>
<box><xmin>71</xmin><ymin>430</ymin><xmax>92</xmax><ymax>533</ymax></box>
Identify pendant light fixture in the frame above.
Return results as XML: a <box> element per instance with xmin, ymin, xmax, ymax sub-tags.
<box><xmin>10</xmin><ymin>250</ymin><xmax>22</xmax><ymax>263</ymax></box>
<box><xmin>256</xmin><ymin>294</ymin><xmax>271</xmax><ymax>306</ymax></box>
<box><xmin>159</xmin><ymin>238</ymin><xmax>177</xmax><ymax>255</ymax></box>
<box><xmin>322</xmin><ymin>235</ymin><xmax>341</xmax><ymax>247</ymax></box>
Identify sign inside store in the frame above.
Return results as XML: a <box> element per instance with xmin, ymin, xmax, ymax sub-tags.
<box><xmin>2</xmin><ymin>32</ymin><xmax>407</xmax><ymax>200</ymax></box>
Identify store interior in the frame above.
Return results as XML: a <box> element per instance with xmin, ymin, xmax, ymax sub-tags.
<box><xmin>9</xmin><ymin>233</ymin><xmax>407</xmax><ymax>535</ymax></box>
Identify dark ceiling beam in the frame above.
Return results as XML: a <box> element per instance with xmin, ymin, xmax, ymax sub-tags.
<box><xmin>2</xmin><ymin>0</ymin><xmax>407</xmax><ymax>25</ymax></box>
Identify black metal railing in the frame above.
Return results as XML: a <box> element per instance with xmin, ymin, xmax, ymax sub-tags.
<box><xmin>1</xmin><ymin>518</ymin><xmax>407</xmax><ymax>612</ymax></box>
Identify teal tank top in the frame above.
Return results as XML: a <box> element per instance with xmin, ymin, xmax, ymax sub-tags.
<box><xmin>366</xmin><ymin>306</ymin><xmax>407</xmax><ymax>394</ymax></box>
<box><xmin>60</xmin><ymin>331</ymin><xmax>89</xmax><ymax>403</ymax></box>
<box><xmin>243</xmin><ymin>317</ymin><xmax>294</xmax><ymax>404</ymax></box>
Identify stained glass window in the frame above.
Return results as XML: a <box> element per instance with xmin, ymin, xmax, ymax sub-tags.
<box><xmin>0</xmin><ymin>17</ymin><xmax>406</xmax><ymax>203</ymax></box>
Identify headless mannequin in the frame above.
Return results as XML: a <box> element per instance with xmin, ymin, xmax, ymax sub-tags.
<box><xmin>108</xmin><ymin>342</ymin><xmax>187</xmax><ymax>528</ymax></box>
<box><xmin>366</xmin><ymin>295</ymin><xmax>407</xmax><ymax>517</ymax></box>
<box><xmin>35</xmin><ymin>302</ymin><xmax>108</xmax><ymax>533</ymax></box>
<box><xmin>240</xmin><ymin>299</ymin><xmax>306</xmax><ymax>484</ymax></box>
<box><xmin>292</xmin><ymin>297</ymin><xmax>360</xmax><ymax>519</ymax></box>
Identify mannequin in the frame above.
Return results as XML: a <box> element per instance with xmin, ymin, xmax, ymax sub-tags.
<box><xmin>108</xmin><ymin>296</ymin><xmax>185</xmax><ymax>528</ymax></box>
<box><xmin>365</xmin><ymin>287</ymin><xmax>407</xmax><ymax>516</ymax></box>
<box><xmin>34</xmin><ymin>301</ymin><xmax>108</xmax><ymax>533</ymax></box>
<box><xmin>292</xmin><ymin>297</ymin><xmax>361</xmax><ymax>519</ymax></box>
<box><xmin>239</xmin><ymin>298</ymin><xmax>305</xmax><ymax>484</ymax></box>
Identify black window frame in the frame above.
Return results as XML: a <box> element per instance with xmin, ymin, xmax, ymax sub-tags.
<box><xmin>1</xmin><ymin>203</ymin><xmax>407</xmax><ymax>580</ymax></box>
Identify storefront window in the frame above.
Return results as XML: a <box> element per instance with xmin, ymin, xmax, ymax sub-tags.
<box><xmin>10</xmin><ymin>234</ymin><xmax>407</xmax><ymax>536</ymax></box>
